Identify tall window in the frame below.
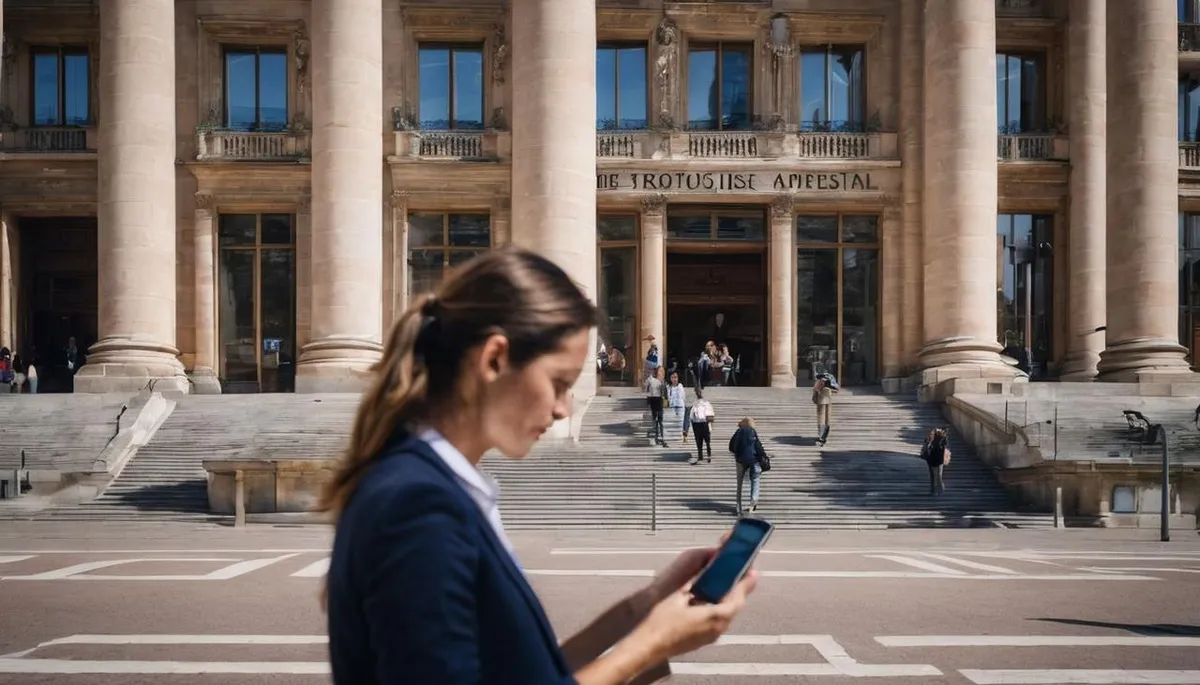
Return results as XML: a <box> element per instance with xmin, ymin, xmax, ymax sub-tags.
<box><xmin>1182</xmin><ymin>0</ymin><xmax>1200</xmax><ymax>22</ymax></box>
<box><xmin>686</xmin><ymin>43</ymin><xmax>753</xmax><ymax>131</ymax></box>
<box><xmin>996</xmin><ymin>52</ymin><xmax>1046</xmax><ymax>134</ymax></box>
<box><xmin>224</xmin><ymin>48</ymin><xmax>288</xmax><ymax>131</ymax></box>
<box><xmin>796</xmin><ymin>215</ymin><xmax>879</xmax><ymax>386</ymax></box>
<box><xmin>418</xmin><ymin>45</ymin><xmax>484</xmax><ymax>130</ymax></box>
<box><xmin>597</xmin><ymin>216</ymin><xmax>638</xmax><ymax>386</ymax></box>
<box><xmin>596</xmin><ymin>44</ymin><xmax>648</xmax><ymax>130</ymax></box>
<box><xmin>799</xmin><ymin>46</ymin><xmax>865</xmax><ymax>132</ymax></box>
<box><xmin>996</xmin><ymin>214</ymin><xmax>1053</xmax><ymax>375</ymax></box>
<box><xmin>666</xmin><ymin>208</ymin><xmax>765</xmax><ymax>241</ymax></box>
<box><xmin>218</xmin><ymin>214</ymin><xmax>296</xmax><ymax>393</ymax></box>
<box><xmin>31</xmin><ymin>48</ymin><xmax>89</xmax><ymax>126</ymax></box>
<box><xmin>1181</xmin><ymin>77</ymin><xmax>1200</xmax><ymax>142</ymax></box>
<box><xmin>407</xmin><ymin>213</ymin><xmax>490</xmax><ymax>301</ymax></box>
<box><xmin>1180</xmin><ymin>213</ymin><xmax>1200</xmax><ymax>367</ymax></box>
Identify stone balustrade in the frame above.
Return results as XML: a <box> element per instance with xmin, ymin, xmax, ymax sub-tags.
<box><xmin>0</xmin><ymin>126</ymin><xmax>94</xmax><ymax>153</ymax></box>
<box><xmin>594</xmin><ymin>130</ymin><xmax>900</xmax><ymax>161</ymax></box>
<box><xmin>996</xmin><ymin>134</ymin><xmax>1067</xmax><ymax>161</ymax></box>
<box><xmin>196</xmin><ymin>130</ymin><xmax>311</xmax><ymax>162</ymax></box>
<box><xmin>392</xmin><ymin>130</ymin><xmax>508</xmax><ymax>161</ymax></box>
<box><xmin>1181</xmin><ymin>142</ymin><xmax>1200</xmax><ymax>170</ymax></box>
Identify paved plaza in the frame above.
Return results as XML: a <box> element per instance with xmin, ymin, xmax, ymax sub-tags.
<box><xmin>0</xmin><ymin>524</ymin><xmax>1198</xmax><ymax>684</ymax></box>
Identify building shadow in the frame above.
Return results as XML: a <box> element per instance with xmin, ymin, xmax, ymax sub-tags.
<box><xmin>1033</xmin><ymin>618</ymin><xmax>1200</xmax><ymax>636</ymax></box>
<box><xmin>677</xmin><ymin>497</ymin><xmax>738</xmax><ymax>516</ymax></box>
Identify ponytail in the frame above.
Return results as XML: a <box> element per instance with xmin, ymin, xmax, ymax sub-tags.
<box><xmin>316</xmin><ymin>292</ymin><xmax>437</xmax><ymax>519</ymax></box>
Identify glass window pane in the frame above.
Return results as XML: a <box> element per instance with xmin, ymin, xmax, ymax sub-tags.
<box><xmin>841</xmin><ymin>248</ymin><xmax>879</xmax><ymax>385</ymax></box>
<box><xmin>797</xmin><ymin>248</ymin><xmax>839</xmax><ymax>382</ymax></box>
<box><xmin>715</xmin><ymin>214</ymin><xmax>764</xmax><ymax>241</ymax></box>
<box><xmin>259</xmin><ymin>249</ymin><xmax>296</xmax><ymax>393</ymax></box>
<box><xmin>841</xmin><ymin>215</ymin><xmax>878</xmax><ymax>243</ymax></box>
<box><xmin>225</xmin><ymin>52</ymin><xmax>257</xmax><ymax>131</ymax></box>
<box><xmin>720</xmin><ymin>46</ymin><xmax>751</xmax><ymax>130</ymax></box>
<box><xmin>448</xmin><ymin>250</ymin><xmax>484</xmax><ymax>267</ymax></box>
<box><xmin>408</xmin><ymin>249</ymin><xmax>445</xmax><ymax>303</ymax></box>
<box><xmin>800</xmin><ymin>50</ymin><xmax>826</xmax><ymax>130</ymax></box>
<box><xmin>598</xmin><ymin>246</ymin><xmax>637</xmax><ymax>386</ymax></box>
<box><xmin>258</xmin><ymin>52</ymin><xmax>288</xmax><ymax>131</ymax></box>
<box><xmin>596</xmin><ymin>47</ymin><xmax>617</xmax><ymax>129</ymax></box>
<box><xmin>418</xmin><ymin>47</ymin><xmax>451</xmax><ymax>129</ymax></box>
<box><xmin>63</xmin><ymin>53</ymin><xmax>89</xmax><ymax>125</ymax></box>
<box><xmin>616</xmin><ymin>47</ymin><xmax>647</xmax><ymax>129</ymax></box>
<box><xmin>996</xmin><ymin>54</ymin><xmax>1007</xmax><ymax>133</ymax></box>
<box><xmin>666</xmin><ymin>213</ymin><xmax>711</xmax><ymax>240</ymax></box>
<box><xmin>828</xmin><ymin>48</ymin><xmax>863</xmax><ymax>131</ymax></box>
<box><xmin>598</xmin><ymin>215</ymin><xmax>637</xmax><ymax>242</ymax></box>
<box><xmin>408</xmin><ymin>213</ymin><xmax>446</xmax><ymax>247</ymax></box>
<box><xmin>219</xmin><ymin>214</ymin><xmax>257</xmax><ymax>246</ymax></box>
<box><xmin>453</xmin><ymin>48</ymin><xmax>484</xmax><ymax>130</ymax></box>
<box><xmin>447</xmin><ymin>214</ymin><xmax>490</xmax><ymax>247</ymax></box>
<box><xmin>1006</xmin><ymin>56</ymin><xmax>1021</xmax><ymax>131</ymax></box>
<box><xmin>261</xmin><ymin>214</ymin><xmax>293</xmax><ymax>245</ymax></box>
<box><xmin>218</xmin><ymin>250</ymin><xmax>258</xmax><ymax>389</ymax></box>
<box><xmin>686</xmin><ymin>48</ymin><xmax>718</xmax><ymax>130</ymax></box>
<box><xmin>33</xmin><ymin>53</ymin><xmax>60</xmax><ymax>125</ymax></box>
<box><xmin>796</xmin><ymin>215</ymin><xmax>837</xmax><ymax>243</ymax></box>
<box><xmin>1020</xmin><ymin>57</ymin><xmax>1043</xmax><ymax>131</ymax></box>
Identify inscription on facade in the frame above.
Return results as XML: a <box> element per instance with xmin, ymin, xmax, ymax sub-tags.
<box><xmin>596</xmin><ymin>171</ymin><xmax>877</xmax><ymax>194</ymax></box>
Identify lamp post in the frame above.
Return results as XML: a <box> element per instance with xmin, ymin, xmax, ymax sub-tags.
<box><xmin>1155</xmin><ymin>424</ymin><xmax>1170</xmax><ymax>543</ymax></box>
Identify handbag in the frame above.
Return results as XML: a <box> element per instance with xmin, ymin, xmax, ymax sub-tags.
<box><xmin>758</xmin><ymin>452</ymin><xmax>772</xmax><ymax>472</ymax></box>
<box><xmin>942</xmin><ymin>448</ymin><xmax>952</xmax><ymax>465</ymax></box>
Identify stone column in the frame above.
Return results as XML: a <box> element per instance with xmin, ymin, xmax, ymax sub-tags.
<box><xmin>389</xmin><ymin>191</ymin><xmax>409</xmax><ymax>323</ymax></box>
<box><xmin>1060</xmin><ymin>0</ymin><xmax>1106</xmax><ymax>381</ymax></box>
<box><xmin>917</xmin><ymin>0</ymin><xmax>1011</xmax><ymax>380</ymax></box>
<box><xmin>295</xmin><ymin>198</ymin><xmax>312</xmax><ymax>352</ymax></box>
<box><xmin>768</xmin><ymin>195</ymin><xmax>796</xmax><ymax>387</ymax></box>
<box><xmin>190</xmin><ymin>195</ymin><xmax>220</xmax><ymax>393</ymax></box>
<box><xmin>76</xmin><ymin>0</ymin><xmax>187</xmax><ymax>394</ymax></box>
<box><xmin>0</xmin><ymin>212</ymin><xmax>11</xmax><ymax>351</ymax></box>
<box><xmin>510</xmin><ymin>0</ymin><xmax>597</xmax><ymax>433</ymax></box>
<box><xmin>880</xmin><ymin>202</ymin><xmax>904</xmax><ymax>383</ymax></box>
<box><xmin>638</xmin><ymin>196</ymin><xmax>666</xmax><ymax>384</ymax></box>
<box><xmin>1098</xmin><ymin>0</ymin><xmax>1192</xmax><ymax>381</ymax></box>
<box><xmin>898</xmin><ymin>0</ymin><xmax>924</xmax><ymax>380</ymax></box>
<box><xmin>296</xmin><ymin>0</ymin><xmax>385</xmax><ymax>392</ymax></box>
<box><xmin>491</xmin><ymin>197</ymin><xmax>512</xmax><ymax>246</ymax></box>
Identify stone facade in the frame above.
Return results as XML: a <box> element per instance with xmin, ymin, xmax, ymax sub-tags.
<box><xmin>0</xmin><ymin>0</ymin><xmax>1194</xmax><ymax>397</ymax></box>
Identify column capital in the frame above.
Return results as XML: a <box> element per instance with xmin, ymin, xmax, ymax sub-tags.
<box><xmin>194</xmin><ymin>193</ymin><xmax>215</xmax><ymax>212</ymax></box>
<box><xmin>640</xmin><ymin>193</ymin><xmax>668</xmax><ymax>217</ymax></box>
<box><xmin>297</xmin><ymin>195</ymin><xmax>312</xmax><ymax>212</ymax></box>
<box><xmin>770</xmin><ymin>194</ymin><xmax>794</xmax><ymax>220</ymax></box>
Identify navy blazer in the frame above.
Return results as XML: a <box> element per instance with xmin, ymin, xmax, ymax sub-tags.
<box><xmin>327</xmin><ymin>435</ymin><xmax>577</xmax><ymax>685</ymax></box>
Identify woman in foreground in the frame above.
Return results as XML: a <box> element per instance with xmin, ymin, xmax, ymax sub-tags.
<box><xmin>322</xmin><ymin>247</ymin><xmax>758</xmax><ymax>684</ymax></box>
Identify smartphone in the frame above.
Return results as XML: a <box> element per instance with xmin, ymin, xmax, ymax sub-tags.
<box><xmin>689</xmin><ymin>517</ymin><xmax>773</xmax><ymax>604</ymax></box>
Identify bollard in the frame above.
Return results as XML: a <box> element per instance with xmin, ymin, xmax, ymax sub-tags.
<box><xmin>1054</xmin><ymin>486</ymin><xmax>1063</xmax><ymax>529</ymax></box>
<box><xmin>651</xmin><ymin>473</ymin><xmax>657</xmax><ymax>532</ymax></box>
<box><xmin>234</xmin><ymin>470</ymin><xmax>246</xmax><ymax>528</ymax></box>
<box><xmin>1159</xmin><ymin>426</ymin><xmax>1169</xmax><ymax>543</ymax></box>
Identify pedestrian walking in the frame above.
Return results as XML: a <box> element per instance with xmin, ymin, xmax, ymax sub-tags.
<box><xmin>666</xmin><ymin>370</ymin><xmax>687</xmax><ymax>443</ymax></box>
<box><xmin>643</xmin><ymin>366</ymin><xmax>666</xmax><ymax>446</ymax></box>
<box><xmin>321</xmin><ymin>247</ymin><xmax>758</xmax><ymax>684</ymax></box>
<box><xmin>812</xmin><ymin>373</ymin><xmax>838</xmax><ymax>446</ymax></box>
<box><xmin>920</xmin><ymin>428</ymin><xmax>951</xmax><ymax>495</ymax></box>
<box><xmin>729</xmin><ymin>417</ymin><xmax>766</xmax><ymax>514</ymax></box>
<box><xmin>688</xmin><ymin>388</ymin><xmax>715</xmax><ymax>465</ymax></box>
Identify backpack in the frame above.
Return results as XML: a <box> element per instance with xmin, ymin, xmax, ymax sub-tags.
<box><xmin>0</xmin><ymin>359</ymin><xmax>11</xmax><ymax>384</ymax></box>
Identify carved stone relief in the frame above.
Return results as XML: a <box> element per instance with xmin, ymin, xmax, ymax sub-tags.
<box><xmin>641</xmin><ymin>193</ymin><xmax>669</xmax><ymax>216</ymax></box>
<box><xmin>1</xmin><ymin>34</ymin><xmax>13</xmax><ymax>79</ymax></box>
<box><xmin>194</xmin><ymin>193</ymin><xmax>215</xmax><ymax>212</ymax></box>
<box><xmin>294</xmin><ymin>25</ymin><xmax>310</xmax><ymax>96</ymax></box>
<box><xmin>654</xmin><ymin>15</ymin><xmax>679</xmax><ymax>131</ymax></box>
<box><xmin>770</xmin><ymin>195</ymin><xmax>794</xmax><ymax>220</ymax></box>
<box><xmin>491</xmin><ymin>16</ymin><xmax>508</xmax><ymax>85</ymax></box>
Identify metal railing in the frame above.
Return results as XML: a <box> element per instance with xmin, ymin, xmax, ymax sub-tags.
<box><xmin>0</xmin><ymin>127</ymin><xmax>90</xmax><ymax>152</ymax></box>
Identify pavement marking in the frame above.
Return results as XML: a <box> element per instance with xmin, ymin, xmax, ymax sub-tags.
<box><xmin>1079</xmin><ymin>567</ymin><xmax>1200</xmax><ymax>575</ymax></box>
<box><xmin>672</xmin><ymin>662</ymin><xmax>840</xmax><ymax>676</ymax></box>
<box><xmin>41</xmin><ymin>635</ymin><xmax>330</xmax><ymax>646</ymax></box>
<box><xmin>869</xmin><ymin>554</ymin><xmax>968</xmax><ymax>575</ymax></box>
<box><xmin>960</xmin><ymin>669</ymin><xmax>1200</xmax><ymax>684</ymax></box>
<box><xmin>2</xmin><ymin>554</ymin><xmax>300</xmax><ymax>581</ymax></box>
<box><xmin>0</xmin><ymin>658</ymin><xmax>332</xmax><ymax>675</ymax></box>
<box><xmin>291</xmin><ymin>558</ymin><xmax>331</xmax><ymax>578</ymax></box>
<box><xmin>877</xmin><ymin>636</ymin><xmax>1200</xmax><ymax>648</ymax></box>
<box><xmin>0</xmin><ymin>549</ymin><xmax>330</xmax><ymax>554</ymax></box>
<box><xmin>523</xmin><ymin>569</ymin><xmax>1158</xmax><ymax>581</ymax></box>
<box><xmin>916</xmin><ymin>553</ymin><xmax>1021</xmax><ymax>575</ymax></box>
<box><xmin>0</xmin><ymin>555</ymin><xmax>33</xmax><ymax>565</ymax></box>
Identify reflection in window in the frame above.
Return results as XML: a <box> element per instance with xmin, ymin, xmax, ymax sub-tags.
<box><xmin>32</xmin><ymin>48</ymin><xmax>90</xmax><ymax>126</ymax></box>
<box><xmin>225</xmin><ymin>49</ymin><xmax>288</xmax><ymax>132</ymax></box>
<box><xmin>1182</xmin><ymin>0</ymin><xmax>1200</xmax><ymax>22</ymax></box>
<box><xmin>686</xmin><ymin>43</ymin><xmax>752</xmax><ymax>130</ymax></box>
<box><xmin>667</xmin><ymin>209</ymin><xmax>764</xmax><ymax>241</ymax></box>
<box><xmin>1181</xmin><ymin>77</ymin><xmax>1200</xmax><ymax>142</ymax></box>
<box><xmin>996</xmin><ymin>214</ymin><xmax>1053</xmax><ymax>375</ymax></box>
<box><xmin>1178</xmin><ymin>213</ymin><xmax>1200</xmax><ymax>367</ymax></box>
<box><xmin>407</xmin><ymin>213</ymin><xmax>491</xmax><ymax>302</ymax></box>
<box><xmin>598</xmin><ymin>215</ymin><xmax>638</xmax><ymax>386</ymax></box>
<box><xmin>597</xmin><ymin>44</ymin><xmax>648</xmax><ymax>130</ymax></box>
<box><xmin>799</xmin><ymin>46</ymin><xmax>864</xmax><ymax>132</ymax></box>
<box><xmin>995</xmin><ymin>52</ymin><xmax>1045</xmax><ymax>134</ymax></box>
<box><xmin>418</xmin><ymin>45</ymin><xmax>485</xmax><ymax>130</ymax></box>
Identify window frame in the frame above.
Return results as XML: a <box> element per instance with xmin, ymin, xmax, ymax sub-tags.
<box><xmin>596</xmin><ymin>42</ymin><xmax>650</xmax><ymax>131</ymax></box>
<box><xmin>797</xmin><ymin>44</ymin><xmax>867</xmax><ymax>133</ymax></box>
<box><xmin>222</xmin><ymin>46</ymin><xmax>290</xmax><ymax>133</ymax></box>
<box><xmin>995</xmin><ymin>50</ymin><xmax>1048</xmax><ymax>135</ymax></box>
<box><xmin>29</xmin><ymin>46</ymin><xmax>91</xmax><ymax>127</ymax></box>
<box><xmin>665</xmin><ymin>205</ymin><xmax>768</xmax><ymax>243</ymax></box>
<box><xmin>685</xmin><ymin>41</ymin><xmax>755</xmax><ymax>131</ymax></box>
<box><xmin>596</xmin><ymin>213</ymin><xmax>640</xmax><ymax>386</ymax></box>
<box><xmin>417</xmin><ymin>43</ymin><xmax>487</xmax><ymax>131</ymax></box>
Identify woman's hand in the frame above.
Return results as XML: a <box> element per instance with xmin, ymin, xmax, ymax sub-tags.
<box><xmin>632</xmin><ymin>570</ymin><xmax>758</xmax><ymax>661</ymax></box>
<box><xmin>642</xmin><ymin>546</ymin><xmax>718</xmax><ymax>609</ymax></box>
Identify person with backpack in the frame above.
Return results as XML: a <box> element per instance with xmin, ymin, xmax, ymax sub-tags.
<box><xmin>920</xmin><ymin>428</ymin><xmax>951</xmax><ymax>495</ymax></box>
<box><xmin>812</xmin><ymin>372</ymin><xmax>838</xmax><ymax>446</ymax></box>
<box><xmin>643</xmin><ymin>366</ymin><xmax>666</xmax><ymax>447</ymax></box>
<box><xmin>729</xmin><ymin>417</ymin><xmax>767</xmax><ymax>514</ymax></box>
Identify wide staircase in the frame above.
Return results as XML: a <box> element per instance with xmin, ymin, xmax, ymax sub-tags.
<box><xmin>483</xmin><ymin>387</ymin><xmax>1055</xmax><ymax>530</ymax></box>
<box><xmin>32</xmin><ymin>387</ymin><xmax>1055</xmax><ymax>528</ymax></box>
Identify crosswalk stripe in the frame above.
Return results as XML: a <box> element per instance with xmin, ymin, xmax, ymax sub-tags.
<box><xmin>878</xmin><ymin>636</ymin><xmax>1200</xmax><ymax>648</ymax></box>
<box><xmin>869</xmin><ymin>554</ymin><xmax>968</xmax><ymax>574</ymax></box>
<box><xmin>916</xmin><ymin>553</ymin><xmax>1020</xmax><ymax>574</ymax></box>
<box><xmin>961</xmin><ymin>669</ymin><xmax>1200</xmax><ymax>684</ymax></box>
<box><xmin>291</xmin><ymin>558</ymin><xmax>331</xmax><ymax>578</ymax></box>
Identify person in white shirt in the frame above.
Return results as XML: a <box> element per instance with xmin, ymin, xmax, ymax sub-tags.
<box><xmin>666</xmin><ymin>371</ymin><xmax>687</xmax><ymax>443</ymax></box>
<box><xmin>687</xmin><ymin>388</ymin><xmax>714</xmax><ymax>465</ymax></box>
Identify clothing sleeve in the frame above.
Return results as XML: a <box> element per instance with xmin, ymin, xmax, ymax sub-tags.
<box><xmin>360</xmin><ymin>486</ymin><xmax>482</xmax><ymax>684</ymax></box>
<box><xmin>728</xmin><ymin>429</ymin><xmax>740</xmax><ymax>454</ymax></box>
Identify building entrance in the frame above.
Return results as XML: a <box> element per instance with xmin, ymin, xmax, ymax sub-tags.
<box><xmin>665</xmin><ymin>250</ymin><xmax>765</xmax><ymax>386</ymax></box>
<box><xmin>17</xmin><ymin>217</ymin><xmax>98</xmax><ymax>393</ymax></box>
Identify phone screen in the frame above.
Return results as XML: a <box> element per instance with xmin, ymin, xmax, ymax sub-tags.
<box><xmin>689</xmin><ymin>518</ymin><xmax>773</xmax><ymax>604</ymax></box>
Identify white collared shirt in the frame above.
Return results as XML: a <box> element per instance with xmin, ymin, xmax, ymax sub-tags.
<box><xmin>418</xmin><ymin>428</ymin><xmax>518</xmax><ymax>564</ymax></box>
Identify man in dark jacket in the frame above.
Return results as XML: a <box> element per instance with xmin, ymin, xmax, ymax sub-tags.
<box><xmin>921</xmin><ymin>428</ymin><xmax>949</xmax><ymax>495</ymax></box>
<box><xmin>729</xmin><ymin>418</ymin><xmax>764</xmax><ymax>514</ymax></box>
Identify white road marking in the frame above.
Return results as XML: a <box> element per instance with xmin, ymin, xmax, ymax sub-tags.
<box><xmin>0</xmin><ymin>549</ymin><xmax>330</xmax><ymax>554</ymax></box>
<box><xmin>2</xmin><ymin>554</ymin><xmax>300</xmax><ymax>581</ymax></box>
<box><xmin>869</xmin><ymin>554</ymin><xmax>968</xmax><ymax>575</ymax></box>
<box><xmin>523</xmin><ymin>569</ymin><xmax>1157</xmax><ymax>581</ymax></box>
<box><xmin>961</xmin><ymin>669</ymin><xmax>1200</xmax><ymax>684</ymax></box>
<box><xmin>41</xmin><ymin>635</ymin><xmax>330</xmax><ymax>646</ymax></box>
<box><xmin>0</xmin><ymin>658</ymin><xmax>332</xmax><ymax>675</ymax></box>
<box><xmin>3</xmin><ymin>558</ymin><xmax>237</xmax><ymax>580</ymax></box>
<box><xmin>878</xmin><ymin>636</ymin><xmax>1200</xmax><ymax>648</ymax></box>
<box><xmin>672</xmin><ymin>662</ymin><xmax>839</xmax><ymax>676</ymax></box>
<box><xmin>291</xmin><ymin>558</ymin><xmax>331</xmax><ymax>578</ymax></box>
<box><xmin>0</xmin><ymin>555</ymin><xmax>33</xmax><ymax>564</ymax></box>
<box><xmin>916</xmin><ymin>553</ymin><xmax>1020</xmax><ymax>574</ymax></box>
<box><xmin>1079</xmin><ymin>567</ymin><xmax>1200</xmax><ymax>575</ymax></box>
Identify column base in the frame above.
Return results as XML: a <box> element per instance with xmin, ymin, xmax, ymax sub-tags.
<box><xmin>74</xmin><ymin>336</ymin><xmax>189</xmax><ymax>394</ymax></box>
<box><xmin>918</xmin><ymin>335</ymin><xmax>1014</xmax><ymax>371</ymax></box>
<box><xmin>769</xmin><ymin>370</ymin><xmax>796</xmax><ymax>388</ymax></box>
<box><xmin>1097</xmin><ymin>337</ymin><xmax>1193</xmax><ymax>383</ymax></box>
<box><xmin>295</xmin><ymin>335</ymin><xmax>383</xmax><ymax>393</ymax></box>
<box><xmin>1059</xmin><ymin>350</ymin><xmax>1101</xmax><ymax>382</ymax></box>
<box><xmin>189</xmin><ymin>366</ymin><xmax>223</xmax><ymax>394</ymax></box>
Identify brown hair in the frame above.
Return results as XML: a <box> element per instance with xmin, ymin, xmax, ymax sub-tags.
<box><xmin>317</xmin><ymin>246</ymin><xmax>598</xmax><ymax>520</ymax></box>
<box><xmin>738</xmin><ymin>417</ymin><xmax>755</xmax><ymax>429</ymax></box>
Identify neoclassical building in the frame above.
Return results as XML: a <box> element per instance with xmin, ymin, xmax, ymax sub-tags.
<box><xmin>0</xmin><ymin>0</ymin><xmax>1195</xmax><ymax>397</ymax></box>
